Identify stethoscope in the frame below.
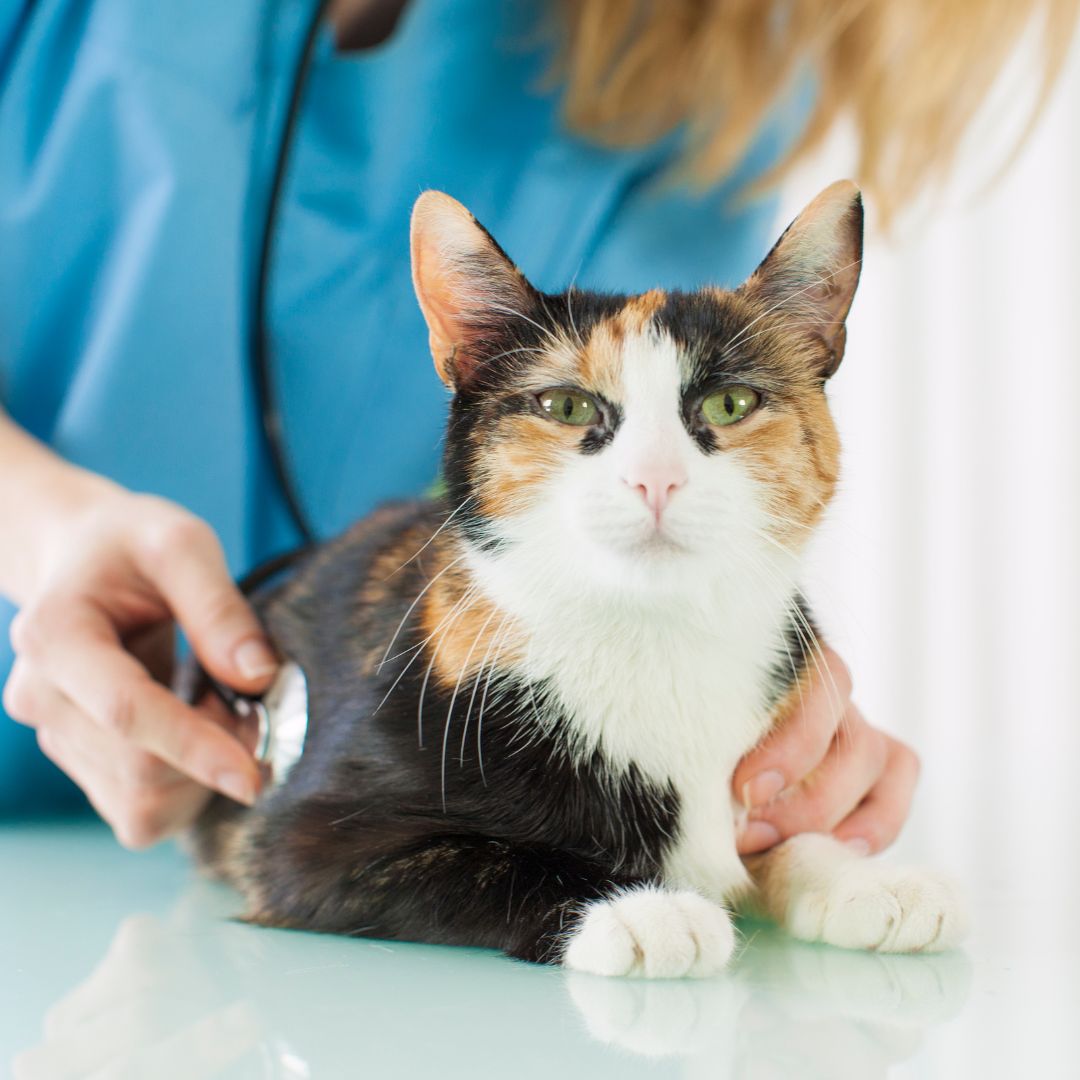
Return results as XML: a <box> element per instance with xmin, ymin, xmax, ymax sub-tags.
<box><xmin>251</xmin><ymin>0</ymin><xmax>334</xmax><ymax>548</ymax></box>
<box><xmin>208</xmin><ymin>0</ymin><xmax>336</xmax><ymax>782</ymax></box>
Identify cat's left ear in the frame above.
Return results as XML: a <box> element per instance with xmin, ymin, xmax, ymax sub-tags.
<box><xmin>411</xmin><ymin>191</ymin><xmax>535</xmax><ymax>389</ymax></box>
<box><xmin>742</xmin><ymin>180</ymin><xmax>864</xmax><ymax>378</ymax></box>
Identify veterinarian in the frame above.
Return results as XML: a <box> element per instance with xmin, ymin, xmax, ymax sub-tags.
<box><xmin>1</xmin><ymin>0</ymin><xmax>1068</xmax><ymax>848</ymax></box>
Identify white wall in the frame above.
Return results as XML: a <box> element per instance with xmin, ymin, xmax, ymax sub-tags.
<box><xmin>778</xmin><ymin>28</ymin><xmax>1080</xmax><ymax>1077</ymax></box>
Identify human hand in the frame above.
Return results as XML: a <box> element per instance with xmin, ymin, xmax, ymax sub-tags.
<box><xmin>734</xmin><ymin>645</ymin><xmax>919</xmax><ymax>855</ymax></box>
<box><xmin>3</xmin><ymin>489</ymin><xmax>275</xmax><ymax>847</ymax></box>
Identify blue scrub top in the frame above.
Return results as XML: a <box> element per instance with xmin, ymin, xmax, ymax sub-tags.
<box><xmin>0</xmin><ymin>0</ymin><xmax>798</xmax><ymax>812</ymax></box>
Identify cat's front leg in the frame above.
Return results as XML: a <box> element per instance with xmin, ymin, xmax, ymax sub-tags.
<box><xmin>347</xmin><ymin>839</ymin><xmax>739</xmax><ymax>978</ymax></box>
<box><xmin>231</xmin><ymin>827</ymin><xmax>735</xmax><ymax>976</ymax></box>
<box><xmin>744</xmin><ymin>833</ymin><xmax>967</xmax><ymax>953</ymax></box>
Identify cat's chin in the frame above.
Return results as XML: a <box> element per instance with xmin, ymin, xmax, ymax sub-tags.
<box><xmin>581</xmin><ymin>536</ymin><xmax>710</xmax><ymax>596</ymax></box>
<box><xmin>618</xmin><ymin>530</ymin><xmax>690</xmax><ymax>559</ymax></box>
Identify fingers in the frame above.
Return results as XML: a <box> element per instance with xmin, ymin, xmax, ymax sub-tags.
<box><xmin>39</xmin><ymin>729</ymin><xmax>209</xmax><ymax>849</ymax></box>
<box><xmin>732</xmin><ymin>644</ymin><xmax>852</xmax><ymax>809</ymax></box>
<box><xmin>739</xmin><ymin>702</ymin><xmax>888</xmax><ymax>853</ymax></box>
<box><xmin>130</xmin><ymin>504</ymin><xmax>278</xmax><ymax>694</ymax></box>
<box><xmin>831</xmin><ymin>734</ymin><xmax>920</xmax><ymax>854</ymax></box>
<box><xmin>730</xmin><ymin>640</ymin><xmax>920</xmax><ymax>857</ymax></box>
<box><xmin>9</xmin><ymin>602</ymin><xmax>260</xmax><ymax>805</ymax></box>
<box><xmin>8</xmin><ymin>666</ymin><xmax>212</xmax><ymax>848</ymax></box>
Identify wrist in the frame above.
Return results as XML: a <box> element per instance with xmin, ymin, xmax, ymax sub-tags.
<box><xmin>0</xmin><ymin>419</ymin><xmax>124</xmax><ymax>604</ymax></box>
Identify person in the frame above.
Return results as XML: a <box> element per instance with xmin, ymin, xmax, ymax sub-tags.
<box><xmin>0</xmin><ymin>0</ymin><xmax>1072</xmax><ymax>851</ymax></box>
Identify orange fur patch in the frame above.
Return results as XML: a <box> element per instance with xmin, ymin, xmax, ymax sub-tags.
<box><xmin>472</xmin><ymin>408</ymin><xmax>582</xmax><ymax>521</ymax></box>
<box><xmin>417</xmin><ymin>544</ymin><xmax>524</xmax><ymax>690</ymax></box>
<box><xmin>618</xmin><ymin>288</ymin><xmax>666</xmax><ymax>334</ymax></box>
<box><xmin>573</xmin><ymin>320</ymin><xmax>623</xmax><ymax>403</ymax></box>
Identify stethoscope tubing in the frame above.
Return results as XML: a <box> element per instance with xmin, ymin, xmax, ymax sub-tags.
<box><xmin>250</xmin><ymin>0</ymin><xmax>334</xmax><ymax>548</ymax></box>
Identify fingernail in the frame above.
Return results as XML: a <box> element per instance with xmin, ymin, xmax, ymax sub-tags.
<box><xmin>845</xmin><ymin>838</ymin><xmax>872</xmax><ymax>857</ymax></box>
<box><xmin>234</xmin><ymin>639</ymin><xmax>278</xmax><ymax>682</ymax></box>
<box><xmin>218</xmin><ymin>771</ymin><xmax>257</xmax><ymax>806</ymax></box>
<box><xmin>739</xmin><ymin>821</ymin><xmax>781</xmax><ymax>853</ymax></box>
<box><xmin>742</xmin><ymin>769</ymin><xmax>786</xmax><ymax>809</ymax></box>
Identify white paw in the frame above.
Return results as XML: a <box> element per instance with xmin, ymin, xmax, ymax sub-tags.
<box><xmin>563</xmin><ymin>887</ymin><xmax>735</xmax><ymax>979</ymax></box>
<box><xmin>792</xmin><ymin>864</ymin><xmax>967</xmax><ymax>954</ymax></box>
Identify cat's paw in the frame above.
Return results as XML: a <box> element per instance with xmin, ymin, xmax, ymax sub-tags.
<box><xmin>563</xmin><ymin>887</ymin><xmax>735</xmax><ymax>979</ymax></box>
<box><xmin>791</xmin><ymin>864</ymin><xmax>967</xmax><ymax>954</ymax></box>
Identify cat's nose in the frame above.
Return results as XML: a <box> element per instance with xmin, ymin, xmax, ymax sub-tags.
<box><xmin>622</xmin><ymin>465</ymin><xmax>687</xmax><ymax>519</ymax></box>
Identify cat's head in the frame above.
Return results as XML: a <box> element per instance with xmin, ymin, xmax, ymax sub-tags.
<box><xmin>410</xmin><ymin>183</ymin><xmax>862</xmax><ymax>599</ymax></box>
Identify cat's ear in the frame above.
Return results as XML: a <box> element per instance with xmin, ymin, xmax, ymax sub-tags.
<box><xmin>742</xmin><ymin>180</ymin><xmax>863</xmax><ymax>378</ymax></box>
<box><xmin>411</xmin><ymin>191</ymin><xmax>535</xmax><ymax>388</ymax></box>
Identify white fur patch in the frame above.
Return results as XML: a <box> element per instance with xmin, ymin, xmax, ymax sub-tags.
<box><xmin>563</xmin><ymin>885</ymin><xmax>736</xmax><ymax>978</ymax></box>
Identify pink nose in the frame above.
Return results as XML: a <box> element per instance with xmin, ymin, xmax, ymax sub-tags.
<box><xmin>622</xmin><ymin>466</ymin><xmax>687</xmax><ymax>518</ymax></box>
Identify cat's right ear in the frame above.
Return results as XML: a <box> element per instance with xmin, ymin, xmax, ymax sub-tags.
<box><xmin>410</xmin><ymin>192</ymin><xmax>534</xmax><ymax>389</ymax></box>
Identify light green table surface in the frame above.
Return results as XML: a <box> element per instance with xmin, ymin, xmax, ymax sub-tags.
<box><xmin>1</xmin><ymin>818</ymin><xmax>1074</xmax><ymax>1078</ymax></box>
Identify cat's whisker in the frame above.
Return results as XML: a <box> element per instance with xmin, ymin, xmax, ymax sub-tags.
<box><xmin>715</xmin><ymin>314</ymin><xmax>824</xmax><ymax>360</ymax></box>
<box><xmin>521</xmin><ymin>639</ymin><xmax>553</xmax><ymax>750</ymax></box>
<box><xmin>372</xmin><ymin>579</ymin><xmax>478</xmax><ymax>723</ymax></box>
<box><xmin>747</xmin><ymin>525</ymin><xmax>798</xmax><ymax>561</ymax></box>
<box><xmin>565</xmin><ymin>284</ymin><xmax>586</xmax><ymax>353</ymax></box>
<box><xmin>536</xmin><ymin>292</ymin><xmax>560</xmax><ymax>344</ymax></box>
<box><xmin>380</xmin><ymin>563</ymin><xmax>480</xmax><ymax>669</ymax></box>
<box><xmin>724</xmin><ymin>507</ymin><xmax>852</xmax><ymax>796</ymax></box>
<box><xmin>727</xmin><ymin>547</ymin><xmax>808</xmax><ymax>723</ymax></box>
<box><xmin>791</xmin><ymin>601</ymin><xmax>847</xmax><ymax>743</ymax></box>
<box><xmin>760</xmin><ymin>506</ymin><xmax>816</xmax><ymax>533</ymax></box>
<box><xmin>714</xmin><ymin>313</ymin><xmax>830</xmax><ymax>367</ymax></box>
<box><xmin>480</xmin><ymin>344</ymin><xmax>550</xmax><ymax>367</ymax></box>
<box><xmin>730</xmin><ymin>540</ymin><xmax>844</xmax><ymax>728</ymax></box>
<box><xmin>484</xmin><ymin>302</ymin><xmax>561</xmax><ymax>350</ymax></box>
<box><xmin>441</xmin><ymin>602</ymin><xmax>502</xmax><ymax>808</ymax></box>
<box><xmin>380</xmin><ymin>496</ymin><xmax>475</xmax><ymax>581</ymax></box>
<box><xmin>417</xmin><ymin>584</ymin><xmax>481</xmax><ymax>763</ymax></box>
<box><xmin>460</xmin><ymin>608</ymin><xmax>514</xmax><ymax>771</ymax></box>
<box><xmin>473</xmin><ymin>614</ymin><xmax>518</xmax><ymax>785</ymax></box>
<box><xmin>770</xmin><ymin>581</ymin><xmax>845</xmax><ymax>728</ymax></box>
<box><xmin>759</xmin><ymin>504</ymin><xmax>868</xmax><ymax>565</ymax></box>
<box><xmin>376</xmin><ymin>553</ymin><xmax>465</xmax><ymax>673</ymax></box>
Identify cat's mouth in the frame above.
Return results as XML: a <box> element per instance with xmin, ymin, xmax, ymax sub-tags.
<box><xmin>610</xmin><ymin>523</ymin><xmax>690</xmax><ymax>559</ymax></box>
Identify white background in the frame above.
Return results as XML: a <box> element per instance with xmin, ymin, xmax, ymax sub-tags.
<box><xmin>777</xmin><ymin>23</ymin><xmax>1080</xmax><ymax>1078</ymax></box>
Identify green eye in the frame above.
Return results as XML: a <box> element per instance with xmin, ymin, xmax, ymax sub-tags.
<box><xmin>538</xmin><ymin>388</ymin><xmax>599</xmax><ymax>427</ymax></box>
<box><xmin>701</xmin><ymin>385</ymin><xmax>761</xmax><ymax>426</ymax></box>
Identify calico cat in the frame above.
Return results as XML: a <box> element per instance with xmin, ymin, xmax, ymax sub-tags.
<box><xmin>191</xmin><ymin>182</ymin><xmax>964</xmax><ymax>977</ymax></box>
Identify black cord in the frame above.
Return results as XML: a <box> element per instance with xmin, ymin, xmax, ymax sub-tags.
<box><xmin>250</xmin><ymin>0</ymin><xmax>334</xmax><ymax>547</ymax></box>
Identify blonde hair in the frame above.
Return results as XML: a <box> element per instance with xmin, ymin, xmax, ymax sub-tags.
<box><xmin>557</xmin><ymin>0</ymin><xmax>1079</xmax><ymax>219</ymax></box>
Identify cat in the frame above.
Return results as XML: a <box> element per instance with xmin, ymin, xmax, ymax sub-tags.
<box><xmin>190</xmin><ymin>182</ymin><xmax>964</xmax><ymax>977</ymax></box>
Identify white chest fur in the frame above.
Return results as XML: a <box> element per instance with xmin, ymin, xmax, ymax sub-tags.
<box><xmin>472</xmin><ymin>548</ymin><xmax>799</xmax><ymax>904</ymax></box>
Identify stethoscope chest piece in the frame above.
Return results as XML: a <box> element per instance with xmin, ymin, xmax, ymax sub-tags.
<box><xmin>233</xmin><ymin>661</ymin><xmax>309</xmax><ymax>788</ymax></box>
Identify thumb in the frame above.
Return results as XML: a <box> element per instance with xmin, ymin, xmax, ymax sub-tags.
<box><xmin>135</xmin><ymin>516</ymin><xmax>279</xmax><ymax>693</ymax></box>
